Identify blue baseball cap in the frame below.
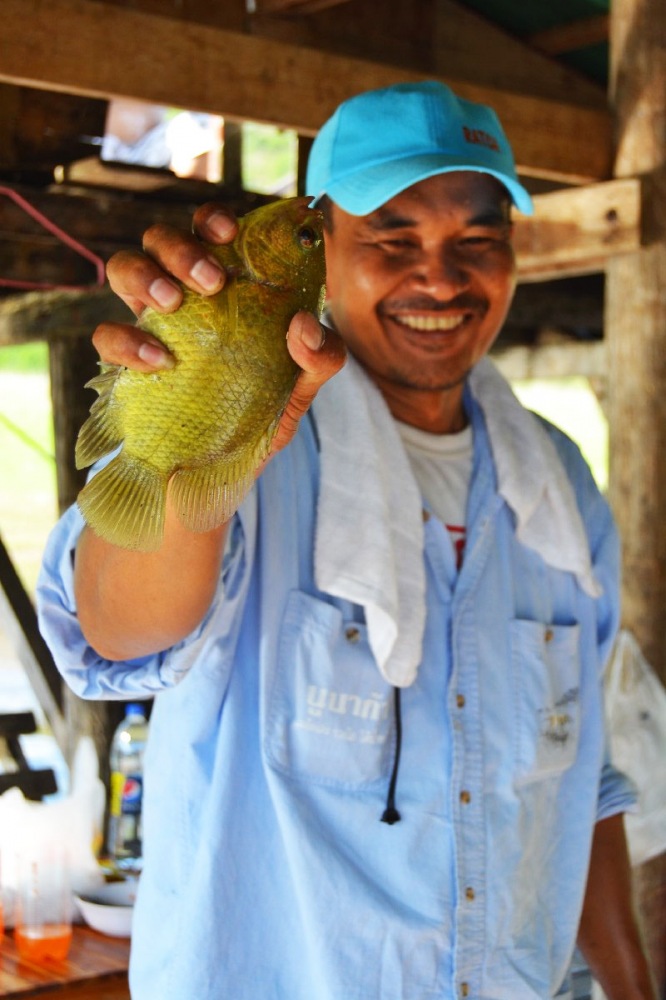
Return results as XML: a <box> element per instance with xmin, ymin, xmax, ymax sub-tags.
<box><xmin>306</xmin><ymin>80</ymin><xmax>533</xmax><ymax>217</ymax></box>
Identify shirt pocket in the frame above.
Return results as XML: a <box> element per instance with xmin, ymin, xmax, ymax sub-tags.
<box><xmin>264</xmin><ymin>590</ymin><xmax>395</xmax><ymax>789</ymax></box>
<box><xmin>510</xmin><ymin>619</ymin><xmax>581</xmax><ymax>786</ymax></box>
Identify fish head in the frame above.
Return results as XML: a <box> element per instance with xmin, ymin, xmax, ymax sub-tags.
<box><xmin>235</xmin><ymin>197</ymin><xmax>326</xmax><ymax>309</ymax></box>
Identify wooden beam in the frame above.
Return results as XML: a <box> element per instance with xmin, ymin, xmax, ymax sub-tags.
<box><xmin>0</xmin><ymin>288</ymin><xmax>131</xmax><ymax>345</ymax></box>
<box><xmin>0</xmin><ymin>182</ymin><xmax>271</xmax><ymax>290</ymax></box>
<box><xmin>431</xmin><ymin>0</ymin><xmax>606</xmax><ymax>108</ymax></box>
<box><xmin>491</xmin><ymin>339</ymin><xmax>605</xmax><ymax>381</ymax></box>
<box><xmin>514</xmin><ymin>178</ymin><xmax>641</xmax><ymax>281</ymax></box>
<box><xmin>0</xmin><ymin>174</ymin><xmax>638</xmax><ymax>305</ymax></box>
<box><xmin>607</xmin><ymin>0</ymin><xmax>666</xmax><ymax>987</ymax></box>
<box><xmin>0</xmin><ymin>0</ymin><xmax>613</xmax><ymax>184</ymax></box>
<box><xmin>253</xmin><ymin>0</ymin><xmax>606</xmax><ymax>111</ymax></box>
<box><xmin>0</xmin><ymin>177</ymin><xmax>633</xmax><ymax>326</ymax></box>
<box><xmin>528</xmin><ymin>15</ymin><xmax>609</xmax><ymax>56</ymax></box>
<box><xmin>255</xmin><ymin>0</ymin><xmax>353</xmax><ymax>12</ymax></box>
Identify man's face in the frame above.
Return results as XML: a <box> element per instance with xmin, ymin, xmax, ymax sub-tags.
<box><xmin>324</xmin><ymin>171</ymin><xmax>517</xmax><ymax>430</ymax></box>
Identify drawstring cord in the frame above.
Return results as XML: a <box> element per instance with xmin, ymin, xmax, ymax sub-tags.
<box><xmin>380</xmin><ymin>687</ymin><xmax>402</xmax><ymax>825</ymax></box>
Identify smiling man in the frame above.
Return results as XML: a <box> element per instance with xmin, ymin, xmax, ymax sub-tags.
<box><xmin>37</xmin><ymin>82</ymin><xmax>656</xmax><ymax>999</ymax></box>
<box><xmin>321</xmin><ymin>172</ymin><xmax>515</xmax><ymax>431</ymax></box>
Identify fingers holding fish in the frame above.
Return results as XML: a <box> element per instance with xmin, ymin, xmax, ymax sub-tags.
<box><xmin>92</xmin><ymin>322</ymin><xmax>175</xmax><ymax>373</ymax></box>
<box><xmin>77</xmin><ymin>197</ymin><xmax>328</xmax><ymax>552</ymax></box>
<box><xmin>106</xmin><ymin>248</ymin><xmax>183</xmax><ymax>318</ymax></box>
<box><xmin>141</xmin><ymin>222</ymin><xmax>226</xmax><ymax>296</ymax></box>
<box><xmin>190</xmin><ymin>203</ymin><xmax>239</xmax><ymax>245</ymax></box>
<box><xmin>268</xmin><ymin>314</ymin><xmax>346</xmax><ymax>458</ymax></box>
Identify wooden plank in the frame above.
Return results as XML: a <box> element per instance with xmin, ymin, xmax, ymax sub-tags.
<box><xmin>256</xmin><ymin>0</ymin><xmax>353</xmax><ymax>12</ymax></box>
<box><xmin>49</xmin><ymin>336</ymin><xmax>100</xmax><ymax>513</ymax></box>
<box><xmin>253</xmin><ymin>0</ymin><xmax>606</xmax><ymax>110</ymax></box>
<box><xmin>0</xmin><ymin>177</ymin><xmax>637</xmax><ymax>298</ymax></box>
<box><xmin>528</xmin><ymin>14</ymin><xmax>609</xmax><ymax>56</ymax></box>
<box><xmin>0</xmin><ymin>86</ymin><xmax>107</xmax><ymax>175</ymax></box>
<box><xmin>0</xmin><ymin>289</ymin><xmax>131</xmax><ymax>346</ymax></box>
<box><xmin>432</xmin><ymin>0</ymin><xmax>606</xmax><ymax>108</ymax></box>
<box><xmin>491</xmin><ymin>339</ymin><xmax>606</xmax><ymax>381</ymax></box>
<box><xmin>0</xmin><ymin>182</ymin><xmax>272</xmax><ymax>291</ymax></box>
<box><xmin>607</xmin><ymin>0</ymin><xmax>666</xmax><ymax>987</ymax></box>
<box><xmin>59</xmin><ymin>157</ymin><xmax>176</xmax><ymax>192</ymax></box>
<box><xmin>514</xmin><ymin>178</ymin><xmax>641</xmax><ymax>281</ymax></box>
<box><xmin>0</xmin><ymin>0</ymin><xmax>613</xmax><ymax>183</ymax></box>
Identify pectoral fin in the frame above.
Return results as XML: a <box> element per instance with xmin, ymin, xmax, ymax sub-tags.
<box><xmin>75</xmin><ymin>364</ymin><xmax>125</xmax><ymax>470</ymax></box>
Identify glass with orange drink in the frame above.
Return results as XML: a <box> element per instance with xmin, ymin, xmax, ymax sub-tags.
<box><xmin>15</xmin><ymin>850</ymin><xmax>72</xmax><ymax>963</ymax></box>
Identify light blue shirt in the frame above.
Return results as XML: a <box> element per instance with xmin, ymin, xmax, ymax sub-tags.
<box><xmin>37</xmin><ymin>385</ymin><xmax>634</xmax><ymax>1000</ymax></box>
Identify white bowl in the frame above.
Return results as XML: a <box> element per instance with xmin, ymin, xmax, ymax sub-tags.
<box><xmin>74</xmin><ymin>880</ymin><xmax>137</xmax><ymax>937</ymax></box>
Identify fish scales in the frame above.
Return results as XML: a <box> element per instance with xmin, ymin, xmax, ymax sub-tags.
<box><xmin>75</xmin><ymin>197</ymin><xmax>326</xmax><ymax>551</ymax></box>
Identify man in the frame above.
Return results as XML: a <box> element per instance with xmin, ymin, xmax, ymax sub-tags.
<box><xmin>38</xmin><ymin>82</ymin><xmax>655</xmax><ymax>999</ymax></box>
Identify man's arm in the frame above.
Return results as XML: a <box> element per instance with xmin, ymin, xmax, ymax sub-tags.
<box><xmin>74</xmin><ymin>205</ymin><xmax>345</xmax><ymax>662</ymax></box>
<box><xmin>577</xmin><ymin>813</ymin><xmax>657</xmax><ymax>1000</ymax></box>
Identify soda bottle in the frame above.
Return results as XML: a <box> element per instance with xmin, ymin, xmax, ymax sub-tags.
<box><xmin>107</xmin><ymin>703</ymin><xmax>149</xmax><ymax>872</ymax></box>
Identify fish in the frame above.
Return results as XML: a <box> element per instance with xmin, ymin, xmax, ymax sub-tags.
<box><xmin>75</xmin><ymin>196</ymin><xmax>326</xmax><ymax>551</ymax></box>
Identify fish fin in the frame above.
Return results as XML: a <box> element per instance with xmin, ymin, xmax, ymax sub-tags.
<box><xmin>83</xmin><ymin>362</ymin><xmax>122</xmax><ymax>392</ymax></box>
<box><xmin>75</xmin><ymin>364</ymin><xmax>124</xmax><ymax>470</ymax></box>
<box><xmin>77</xmin><ymin>452</ymin><xmax>168</xmax><ymax>551</ymax></box>
<box><xmin>170</xmin><ymin>460</ymin><xmax>257</xmax><ymax>533</ymax></box>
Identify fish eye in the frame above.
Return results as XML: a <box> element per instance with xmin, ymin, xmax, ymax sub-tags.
<box><xmin>298</xmin><ymin>227</ymin><xmax>318</xmax><ymax>249</ymax></box>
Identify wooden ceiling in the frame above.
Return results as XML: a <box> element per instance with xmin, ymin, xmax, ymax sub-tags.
<box><xmin>1</xmin><ymin>0</ymin><xmax>612</xmax><ymax>184</ymax></box>
<box><xmin>0</xmin><ymin>0</ymin><xmax>635</xmax><ymax>349</ymax></box>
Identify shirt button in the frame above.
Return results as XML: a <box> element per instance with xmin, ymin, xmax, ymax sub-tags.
<box><xmin>345</xmin><ymin>626</ymin><xmax>361</xmax><ymax>643</ymax></box>
<box><xmin>544</xmin><ymin>627</ymin><xmax>554</xmax><ymax>643</ymax></box>
<box><xmin>422</xmin><ymin>508</ymin><xmax>431</xmax><ymax>522</ymax></box>
<box><xmin>460</xmin><ymin>790</ymin><xmax>471</xmax><ymax>804</ymax></box>
<box><xmin>460</xmin><ymin>983</ymin><xmax>470</xmax><ymax>997</ymax></box>
<box><xmin>456</xmin><ymin>694</ymin><xmax>466</xmax><ymax>709</ymax></box>
<box><xmin>465</xmin><ymin>886</ymin><xmax>475</xmax><ymax>901</ymax></box>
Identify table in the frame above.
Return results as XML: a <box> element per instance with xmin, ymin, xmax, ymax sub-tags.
<box><xmin>0</xmin><ymin>926</ymin><xmax>130</xmax><ymax>998</ymax></box>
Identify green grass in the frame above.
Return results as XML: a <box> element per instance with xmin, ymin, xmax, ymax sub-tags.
<box><xmin>242</xmin><ymin>122</ymin><xmax>298</xmax><ymax>196</ymax></box>
<box><xmin>0</xmin><ymin>341</ymin><xmax>49</xmax><ymax>374</ymax></box>
<box><xmin>0</xmin><ymin>356</ymin><xmax>58</xmax><ymax>595</ymax></box>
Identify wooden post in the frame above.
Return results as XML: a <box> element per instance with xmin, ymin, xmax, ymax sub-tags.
<box><xmin>48</xmin><ymin>331</ymin><xmax>125</xmax><ymax>784</ymax></box>
<box><xmin>606</xmin><ymin>0</ymin><xmax>666</xmax><ymax>990</ymax></box>
<box><xmin>48</xmin><ymin>334</ymin><xmax>99</xmax><ymax>515</ymax></box>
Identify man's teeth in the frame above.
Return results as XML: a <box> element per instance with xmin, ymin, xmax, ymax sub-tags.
<box><xmin>395</xmin><ymin>314</ymin><xmax>465</xmax><ymax>331</ymax></box>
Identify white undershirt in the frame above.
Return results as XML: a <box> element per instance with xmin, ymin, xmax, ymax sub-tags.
<box><xmin>396</xmin><ymin>422</ymin><xmax>474</xmax><ymax>568</ymax></box>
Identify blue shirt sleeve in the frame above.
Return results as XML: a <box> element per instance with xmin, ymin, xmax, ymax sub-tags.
<box><xmin>36</xmin><ymin>491</ymin><xmax>257</xmax><ymax>700</ymax></box>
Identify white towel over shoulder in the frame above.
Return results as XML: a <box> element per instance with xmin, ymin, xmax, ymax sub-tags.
<box><xmin>313</xmin><ymin>358</ymin><xmax>425</xmax><ymax>688</ymax></box>
<box><xmin>469</xmin><ymin>359</ymin><xmax>601</xmax><ymax>600</ymax></box>
<box><xmin>312</xmin><ymin>355</ymin><xmax>601</xmax><ymax>689</ymax></box>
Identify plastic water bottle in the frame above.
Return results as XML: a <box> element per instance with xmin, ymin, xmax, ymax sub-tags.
<box><xmin>107</xmin><ymin>703</ymin><xmax>149</xmax><ymax>872</ymax></box>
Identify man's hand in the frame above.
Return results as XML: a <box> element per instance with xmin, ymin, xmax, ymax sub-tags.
<box><xmin>95</xmin><ymin>201</ymin><xmax>346</xmax><ymax>449</ymax></box>
<box><xmin>74</xmin><ymin>202</ymin><xmax>345</xmax><ymax>662</ymax></box>
<box><xmin>96</xmin><ymin>204</ymin><xmax>237</xmax><ymax>371</ymax></box>
<box><xmin>577</xmin><ymin>814</ymin><xmax>658</xmax><ymax>1000</ymax></box>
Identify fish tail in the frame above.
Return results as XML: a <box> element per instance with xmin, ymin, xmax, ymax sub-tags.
<box><xmin>77</xmin><ymin>452</ymin><xmax>168</xmax><ymax>551</ymax></box>
<box><xmin>170</xmin><ymin>461</ymin><xmax>256</xmax><ymax>532</ymax></box>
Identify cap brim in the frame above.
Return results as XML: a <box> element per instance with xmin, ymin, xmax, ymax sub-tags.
<box><xmin>312</xmin><ymin>153</ymin><xmax>534</xmax><ymax>217</ymax></box>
